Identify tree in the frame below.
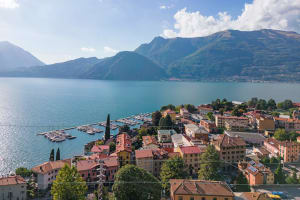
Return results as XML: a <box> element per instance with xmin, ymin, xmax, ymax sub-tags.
<box><xmin>274</xmin><ymin>129</ymin><xmax>288</xmax><ymax>141</ymax></box>
<box><xmin>56</xmin><ymin>148</ymin><xmax>61</xmax><ymax>161</ymax></box>
<box><xmin>94</xmin><ymin>187</ymin><xmax>109</xmax><ymax>200</ymax></box>
<box><xmin>112</xmin><ymin>165</ymin><xmax>161</xmax><ymax>200</ymax></box>
<box><xmin>267</xmin><ymin>99</ymin><xmax>277</xmax><ymax>110</ymax></box>
<box><xmin>105</xmin><ymin>114</ymin><xmax>110</xmax><ymax>141</ymax></box>
<box><xmin>232</xmin><ymin>107</ymin><xmax>243</xmax><ymax>117</ymax></box>
<box><xmin>109</xmin><ymin>142</ymin><xmax>116</xmax><ymax>153</ymax></box>
<box><xmin>160</xmin><ymin>104</ymin><xmax>175</xmax><ymax>111</ymax></box>
<box><xmin>234</xmin><ymin>173</ymin><xmax>250</xmax><ymax>192</ymax></box>
<box><xmin>152</xmin><ymin>111</ymin><xmax>162</xmax><ymax>127</ymax></box>
<box><xmin>277</xmin><ymin>100</ymin><xmax>294</xmax><ymax>110</ymax></box>
<box><xmin>119</xmin><ymin>125</ymin><xmax>130</xmax><ymax>133</ymax></box>
<box><xmin>15</xmin><ymin>167</ymin><xmax>33</xmax><ymax>178</ymax></box>
<box><xmin>206</xmin><ymin>112</ymin><xmax>214</xmax><ymax>121</ymax></box>
<box><xmin>160</xmin><ymin>156</ymin><xmax>188</xmax><ymax>195</ymax></box>
<box><xmin>256</xmin><ymin>99</ymin><xmax>268</xmax><ymax>110</ymax></box>
<box><xmin>198</xmin><ymin>145</ymin><xmax>222</xmax><ymax>181</ymax></box>
<box><xmin>247</xmin><ymin>97</ymin><xmax>258</xmax><ymax>107</ymax></box>
<box><xmin>51</xmin><ymin>165</ymin><xmax>87</xmax><ymax>200</ymax></box>
<box><xmin>286</xmin><ymin>171</ymin><xmax>299</xmax><ymax>184</ymax></box>
<box><xmin>184</xmin><ymin>104</ymin><xmax>197</xmax><ymax>113</ymax></box>
<box><xmin>159</xmin><ymin>115</ymin><xmax>173</xmax><ymax>130</ymax></box>
<box><xmin>274</xmin><ymin>164</ymin><xmax>286</xmax><ymax>184</ymax></box>
<box><xmin>50</xmin><ymin>148</ymin><xmax>55</xmax><ymax>161</ymax></box>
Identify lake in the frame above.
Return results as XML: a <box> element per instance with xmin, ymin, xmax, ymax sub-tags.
<box><xmin>0</xmin><ymin>78</ymin><xmax>300</xmax><ymax>174</ymax></box>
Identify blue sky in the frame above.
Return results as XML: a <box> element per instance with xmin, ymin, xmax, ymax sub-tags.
<box><xmin>0</xmin><ymin>0</ymin><xmax>299</xmax><ymax>64</ymax></box>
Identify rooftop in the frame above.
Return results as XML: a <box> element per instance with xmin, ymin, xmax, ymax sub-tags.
<box><xmin>32</xmin><ymin>159</ymin><xmax>71</xmax><ymax>174</ymax></box>
<box><xmin>179</xmin><ymin>146</ymin><xmax>206</xmax><ymax>154</ymax></box>
<box><xmin>0</xmin><ymin>175</ymin><xmax>26</xmax><ymax>186</ymax></box>
<box><xmin>116</xmin><ymin>133</ymin><xmax>132</xmax><ymax>153</ymax></box>
<box><xmin>91</xmin><ymin>145</ymin><xmax>110</xmax><ymax>153</ymax></box>
<box><xmin>214</xmin><ymin>134</ymin><xmax>246</xmax><ymax>147</ymax></box>
<box><xmin>170</xmin><ymin>179</ymin><xmax>234</xmax><ymax>196</ymax></box>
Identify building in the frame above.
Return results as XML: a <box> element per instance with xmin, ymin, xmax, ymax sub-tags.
<box><xmin>213</xmin><ymin>134</ymin><xmax>246</xmax><ymax>168</ymax></box>
<box><xmin>256</xmin><ymin>116</ymin><xmax>275</xmax><ymax>132</ymax></box>
<box><xmin>115</xmin><ymin>133</ymin><xmax>132</xmax><ymax>167</ymax></box>
<box><xmin>236</xmin><ymin>192</ymin><xmax>272</xmax><ymax>200</ymax></box>
<box><xmin>170</xmin><ymin>179</ymin><xmax>234</xmax><ymax>200</ymax></box>
<box><xmin>174</xmin><ymin>146</ymin><xmax>206</xmax><ymax>174</ymax></box>
<box><xmin>278</xmin><ymin>140</ymin><xmax>300</xmax><ymax>163</ymax></box>
<box><xmin>253</xmin><ymin>147</ymin><xmax>270</xmax><ymax>159</ymax></box>
<box><xmin>200</xmin><ymin>119</ymin><xmax>217</xmax><ymax>133</ymax></box>
<box><xmin>76</xmin><ymin>156</ymin><xmax>118</xmax><ymax>184</ymax></box>
<box><xmin>31</xmin><ymin>159</ymin><xmax>71</xmax><ymax>189</ymax></box>
<box><xmin>90</xmin><ymin>145</ymin><xmax>110</xmax><ymax>155</ymax></box>
<box><xmin>225</xmin><ymin>120</ymin><xmax>248</xmax><ymax>131</ymax></box>
<box><xmin>142</xmin><ymin>135</ymin><xmax>159</xmax><ymax>149</ymax></box>
<box><xmin>274</xmin><ymin>117</ymin><xmax>300</xmax><ymax>131</ymax></box>
<box><xmin>215</xmin><ymin>115</ymin><xmax>249</xmax><ymax>129</ymax></box>
<box><xmin>297</xmin><ymin>136</ymin><xmax>300</xmax><ymax>143</ymax></box>
<box><xmin>135</xmin><ymin>148</ymin><xmax>168</xmax><ymax>177</ymax></box>
<box><xmin>180</xmin><ymin>108</ymin><xmax>190</xmax><ymax>119</ymax></box>
<box><xmin>76</xmin><ymin>159</ymin><xmax>99</xmax><ymax>183</ymax></box>
<box><xmin>198</xmin><ymin>105</ymin><xmax>214</xmax><ymax>116</ymax></box>
<box><xmin>292</xmin><ymin>109</ymin><xmax>300</xmax><ymax>120</ymax></box>
<box><xmin>224</xmin><ymin>131</ymin><xmax>266</xmax><ymax>146</ymax></box>
<box><xmin>0</xmin><ymin>175</ymin><xmax>27</xmax><ymax>200</ymax></box>
<box><xmin>171</xmin><ymin>134</ymin><xmax>192</xmax><ymax>148</ymax></box>
<box><xmin>158</xmin><ymin>129</ymin><xmax>176</xmax><ymax>143</ymax></box>
<box><xmin>264</xmin><ymin>138</ymin><xmax>300</xmax><ymax>163</ymax></box>
<box><xmin>103</xmin><ymin>156</ymin><xmax>118</xmax><ymax>182</ymax></box>
<box><xmin>185</xmin><ymin>124</ymin><xmax>209</xmax><ymax>142</ymax></box>
<box><xmin>238</xmin><ymin>160</ymin><xmax>274</xmax><ymax>186</ymax></box>
<box><xmin>163</xmin><ymin>109</ymin><xmax>176</xmax><ymax>121</ymax></box>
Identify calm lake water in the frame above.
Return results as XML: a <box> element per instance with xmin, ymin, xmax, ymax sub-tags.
<box><xmin>1</xmin><ymin>77</ymin><xmax>300</xmax><ymax>174</ymax></box>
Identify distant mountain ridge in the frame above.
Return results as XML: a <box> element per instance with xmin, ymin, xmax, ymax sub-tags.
<box><xmin>135</xmin><ymin>29</ymin><xmax>300</xmax><ymax>82</ymax></box>
<box><xmin>2</xmin><ymin>29</ymin><xmax>300</xmax><ymax>81</ymax></box>
<box><xmin>0</xmin><ymin>41</ymin><xmax>44</xmax><ymax>71</ymax></box>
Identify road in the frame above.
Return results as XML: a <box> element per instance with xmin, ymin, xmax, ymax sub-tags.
<box><xmin>254</xmin><ymin>185</ymin><xmax>300</xmax><ymax>200</ymax></box>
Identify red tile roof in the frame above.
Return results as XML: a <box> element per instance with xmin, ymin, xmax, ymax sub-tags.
<box><xmin>179</xmin><ymin>146</ymin><xmax>206</xmax><ymax>154</ymax></box>
<box><xmin>103</xmin><ymin>156</ymin><xmax>118</xmax><ymax>168</ymax></box>
<box><xmin>32</xmin><ymin>159</ymin><xmax>71</xmax><ymax>174</ymax></box>
<box><xmin>116</xmin><ymin>133</ymin><xmax>132</xmax><ymax>153</ymax></box>
<box><xmin>76</xmin><ymin>160</ymin><xmax>99</xmax><ymax>171</ymax></box>
<box><xmin>214</xmin><ymin>134</ymin><xmax>246</xmax><ymax>147</ymax></box>
<box><xmin>170</xmin><ymin>179</ymin><xmax>234</xmax><ymax>196</ymax></box>
<box><xmin>135</xmin><ymin>149</ymin><xmax>153</xmax><ymax>159</ymax></box>
<box><xmin>91</xmin><ymin>145</ymin><xmax>109</xmax><ymax>153</ymax></box>
<box><xmin>89</xmin><ymin>153</ymin><xmax>109</xmax><ymax>160</ymax></box>
<box><xmin>0</xmin><ymin>175</ymin><xmax>26</xmax><ymax>186</ymax></box>
<box><xmin>142</xmin><ymin>135</ymin><xmax>158</xmax><ymax>146</ymax></box>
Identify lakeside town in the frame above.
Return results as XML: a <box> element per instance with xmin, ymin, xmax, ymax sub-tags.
<box><xmin>1</xmin><ymin>98</ymin><xmax>300</xmax><ymax>199</ymax></box>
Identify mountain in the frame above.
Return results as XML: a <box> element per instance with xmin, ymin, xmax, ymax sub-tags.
<box><xmin>0</xmin><ymin>41</ymin><xmax>44</xmax><ymax>71</ymax></box>
<box><xmin>5</xmin><ymin>52</ymin><xmax>166</xmax><ymax>80</ymax></box>
<box><xmin>135</xmin><ymin>29</ymin><xmax>300</xmax><ymax>82</ymax></box>
<box><xmin>82</xmin><ymin>51</ymin><xmax>166</xmax><ymax>80</ymax></box>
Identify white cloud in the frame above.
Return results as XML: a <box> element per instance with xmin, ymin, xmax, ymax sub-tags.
<box><xmin>0</xmin><ymin>0</ymin><xmax>19</xmax><ymax>9</ymax></box>
<box><xmin>163</xmin><ymin>0</ymin><xmax>300</xmax><ymax>38</ymax></box>
<box><xmin>103</xmin><ymin>46</ymin><xmax>118</xmax><ymax>54</ymax></box>
<box><xmin>81</xmin><ymin>47</ymin><xmax>96</xmax><ymax>52</ymax></box>
<box><xmin>160</xmin><ymin>4</ymin><xmax>173</xmax><ymax>10</ymax></box>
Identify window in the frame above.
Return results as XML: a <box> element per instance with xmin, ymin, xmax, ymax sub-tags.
<box><xmin>225</xmin><ymin>198</ymin><xmax>228</xmax><ymax>200</ymax></box>
<box><xmin>202</xmin><ymin>198</ymin><xmax>206</xmax><ymax>200</ymax></box>
<box><xmin>179</xmin><ymin>196</ymin><xmax>183</xmax><ymax>200</ymax></box>
<box><xmin>190</xmin><ymin>197</ymin><xmax>195</xmax><ymax>200</ymax></box>
<box><xmin>213</xmin><ymin>198</ymin><xmax>217</xmax><ymax>200</ymax></box>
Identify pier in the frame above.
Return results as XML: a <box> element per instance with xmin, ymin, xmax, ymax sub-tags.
<box><xmin>37</xmin><ymin>112</ymin><xmax>152</xmax><ymax>143</ymax></box>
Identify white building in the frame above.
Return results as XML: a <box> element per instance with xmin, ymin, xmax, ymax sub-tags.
<box><xmin>31</xmin><ymin>159</ymin><xmax>71</xmax><ymax>190</ymax></box>
<box><xmin>0</xmin><ymin>175</ymin><xmax>27</xmax><ymax>200</ymax></box>
<box><xmin>171</xmin><ymin>134</ymin><xmax>192</xmax><ymax>148</ymax></box>
<box><xmin>157</xmin><ymin>129</ymin><xmax>176</xmax><ymax>143</ymax></box>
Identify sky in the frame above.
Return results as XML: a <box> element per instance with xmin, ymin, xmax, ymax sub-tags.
<box><xmin>0</xmin><ymin>0</ymin><xmax>300</xmax><ymax>64</ymax></box>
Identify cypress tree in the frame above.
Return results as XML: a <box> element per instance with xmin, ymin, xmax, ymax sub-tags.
<box><xmin>50</xmin><ymin>148</ymin><xmax>55</xmax><ymax>161</ymax></box>
<box><xmin>105</xmin><ymin>114</ymin><xmax>110</xmax><ymax>141</ymax></box>
<box><xmin>56</xmin><ymin>148</ymin><xmax>61</xmax><ymax>161</ymax></box>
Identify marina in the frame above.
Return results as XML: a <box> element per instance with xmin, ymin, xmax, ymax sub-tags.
<box><xmin>37</xmin><ymin>113</ymin><xmax>152</xmax><ymax>143</ymax></box>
